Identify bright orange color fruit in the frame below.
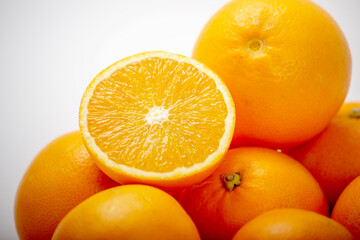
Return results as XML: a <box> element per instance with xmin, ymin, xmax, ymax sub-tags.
<box><xmin>192</xmin><ymin>0</ymin><xmax>351</xmax><ymax>148</ymax></box>
<box><xmin>51</xmin><ymin>185</ymin><xmax>201</xmax><ymax>240</ymax></box>
<box><xmin>14</xmin><ymin>131</ymin><xmax>118</xmax><ymax>240</ymax></box>
<box><xmin>179</xmin><ymin>147</ymin><xmax>328</xmax><ymax>240</ymax></box>
<box><xmin>233</xmin><ymin>208</ymin><xmax>355</xmax><ymax>240</ymax></box>
<box><xmin>288</xmin><ymin>102</ymin><xmax>360</xmax><ymax>207</ymax></box>
<box><xmin>332</xmin><ymin>176</ymin><xmax>360</xmax><ymax>239</ymax></box>
<box><xmin>79</xmin><ymin>51</ymin><xmax>235</xmax><ymax>188</ymax></box>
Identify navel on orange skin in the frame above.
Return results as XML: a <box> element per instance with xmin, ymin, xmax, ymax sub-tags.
<box><xmin>179</xmin><ymin>147</ymin><xmax>328</xmax><ymax>240</ymax></box>
<box><xmin>15</xmin><ymin>131</ymin><xmax>118</xmax><ymax>240</ymax></box>
<box><xmin>332</xmin><ymin>176</ymin><xmax>360</xmax><ymax>239</ymax></box>
<box><xmin>288</xmin><ymin>102</ymin><xmax>360</xmax><ymax>208</ymax></box>
<box><xmin>193</xmin><ymin>0</ymin><xmax>351</xmax><ymax>149</ymax></box>
<box><xmin>233</xmin><ymin>208</ymin><xmax>355</xmax><ymax>240</ymax></box>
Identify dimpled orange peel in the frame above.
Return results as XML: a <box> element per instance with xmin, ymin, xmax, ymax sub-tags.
<box><xmin>193</xmin><ymin>0</ymin><xmax>351</xmax><ymax>148</ymax></box>
<box><xmin>51</xmin><ymin>185</ymin><xmax>201</xmax><ymax>240</ymax></box>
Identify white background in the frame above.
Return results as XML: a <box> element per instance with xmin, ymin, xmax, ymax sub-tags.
<box><xmin>0</xmin><ymin>0</ymin><xmax>359</xmax><ymax>238</ymax></box>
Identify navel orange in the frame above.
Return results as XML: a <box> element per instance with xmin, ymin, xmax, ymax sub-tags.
<box><xmin>193</xmin><ymin>0</ymin><xmax>351</xmax><ymax>148</ymax></box>
<box><xmin>179</xmin><ymin>147</ymin><xmax>328</xmax><ymax>240</ymax></box>
<box><xmin>52</xmin><ymin>185</ymin><xmax>200</xmax><ymax>240</ymax></box>
<box><xmin>79</xmin><ymin>51</ymin><xmax>235</xmax><ymax>188</ymax></box>
<box><xmin>332</xmin><ymin>175</ymin><xmax>360</xmax><ymax>239</ymax></box>
<box><xmin>233</xmin><ymin>208</ymin><xmax>355</xmax><ymax>240</ymax></box>
<box><xmin>288</xmin><ymin>102</ymin><xmax>360</xmax><ymax>207</ymax></box>
<box><xmin>14</xmin><ymin>131</ymin><xmax>118</xmax><ymax>240</ymax></box>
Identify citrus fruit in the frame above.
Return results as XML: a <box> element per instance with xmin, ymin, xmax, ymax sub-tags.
<box><xmin>79</xmin><ymin>51</ymin><xmax>235</xmax><ymax>188</ymax></box>
<box><xmin>179</xmin><ymin>147</ymin><xmax>328</xmax><ymax>240</ymax></box>
<box><xmin>288</xmin><ymin>102</ymin><xmax>360</xmax><ymax>207</ymax></box>
<box><xmin>15</xmin><ymin>131</ymin><xmax>118</xmax><ymax>240</ymax></box>
<box><xmin>332</xmin><ymin>175</ymin><xmax>360</xmax><ymax>239</ymax></box>
<box><xmin>192</xmin><ymin>0</ymin><xmax>351</xmax><ymax>148</ymax></box>
<box><xmin>51</xmin><ymin>185</ymin><xmax>201</xmax><ymax>240</ymax></box>
<box><xmin>233</xmin><ymin>208</ymin><xmax>355</xmax><ymax>240</ymax></box>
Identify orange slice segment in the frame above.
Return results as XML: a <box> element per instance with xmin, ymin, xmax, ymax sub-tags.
<box><xmin>79</xmin><ymin>52</ymin><xmax>235</xmax><ymax>188</ymax></box>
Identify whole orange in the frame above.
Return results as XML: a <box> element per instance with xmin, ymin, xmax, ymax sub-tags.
<box><xmin>332</xmin><ymin>175</ymin><xmax>360</xmax><ymax>239</ymax></box>
<box><xmin>233</xmin><ymin>208</ymin><xmax>355</xmax><ymax>240</ymax></box>
<box><xmin>193</xmin><ymin>0</ymin><xmax>351</xmax><ymax>148</ymax></box>
<box><xmin>52</xmin><ymin>185</ymin><xmax>200</xmax><ymax>240</ymax></box>
<box><xmin>14</xmin><ymin>131</ymin><xmax>118</xmax><ymax>240</ymax></box>
<box><xmin>179</xmin><ymin>147</ymin><xmax>328</xmax><ymax>240</ymax></box>
<box><xmin>288</xmin><ymin>102</ymin><xmax>360</xmax><ymax>207</ymax></box>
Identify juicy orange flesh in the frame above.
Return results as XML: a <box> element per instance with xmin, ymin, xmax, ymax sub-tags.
<box><xmin>87</xmin><ymin>57</ymin><xmax>228</xmax><ymax>173</ymax></box>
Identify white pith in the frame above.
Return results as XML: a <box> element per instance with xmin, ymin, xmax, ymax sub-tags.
<box><xmin>145</xmin><ymin>106</ymin><xmax>170</xmax><ymax>125</ymax></box>
<box><xmin>79</xmin><ymin>51</ymin><xmax>235</xmax><ymax>180</ymax></box>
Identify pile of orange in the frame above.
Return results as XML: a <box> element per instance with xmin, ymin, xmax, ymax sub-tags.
<box><xmin>15</xmin><ymin>0</ymin><xmax>359</xmax><ymax>239</ymax></box>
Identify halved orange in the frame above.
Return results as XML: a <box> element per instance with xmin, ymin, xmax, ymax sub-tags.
<box><xmin>79</xmin><ymin>51</ymin><xmax>235</xmax><ymax>188</ymax></box>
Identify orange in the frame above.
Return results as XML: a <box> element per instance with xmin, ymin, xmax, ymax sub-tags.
<box><xmin>14</xmin><ymin>131</ymin><xmax>118</xmax><ymax>240</ymax></box>
<box><xmin>332</xmin><ymin>175</ymin><xmax>360</xmax><ymax>239</ymax></box>
<box><xmin>192</xmin><ymin>0</ymin><xmax>351</xmax><ymax>148</ymax></box>
<box><xmin>79</xmin><ymin>51</ymin><xmax>235</xmax><ymax>188</ymax></box>
<box><xmin>179</xmin><ymin>147</ymin><xmax>328</xmax><ymax>240</ymax></box>
<box><xmin>51</xmin><ymin>185</ymin><xmax>200</xmax><ymax>240</ymax></box>
<box><xmin>288</xmin><ymin>102</ymin><xmax>360</xmax><ymax>207</ymax></box>
<box><xmin>233</xmin><ymin>208</ymin><xmax>355</xmax><ymax>240</ymax></box>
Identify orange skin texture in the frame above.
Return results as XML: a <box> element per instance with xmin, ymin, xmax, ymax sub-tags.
<box><xmin>14</xmin><ymin>131</ymin><xmax>118</xmax><ymax>240</ymax></box>
<box><xmin>94</xmin><ymin>153</ymin><xmax>225</xmax><ymax>190</ymax></box>
<box><xmin>193</xmin><ymin>0</ymin><xmax>351</xmax><ymax>148</ymax></box>
<box><xmin>233</xmin><ymin>208</ymin><xmax>355</xmax><ymax>240</ymax></box>
<box><xmin>179</xmin><ymin>147</ymin><xmax>328</xmax><ymax>240</ymax></box>
<box><xmin>288</xmin><ymin>103</ymin><xmax>360</xmax><ymax>207</ymax></box>
<box><xmin>51</xmin><ymin>185</ymin><xmax>201</xmax><ymax>240</ymax></box>
<box><xmin>332</xmin><ymin>176</ymin><xmax>360</xmax><ymax>239</ymax></box>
